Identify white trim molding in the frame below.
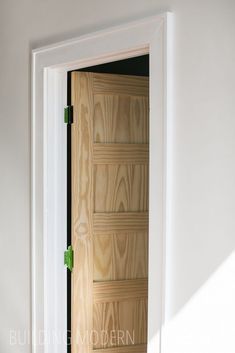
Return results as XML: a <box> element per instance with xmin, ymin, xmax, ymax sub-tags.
<box><xmin>31</xmin><ymin>13</ymin><xmax>173</xmax><ymax>353</ymax></box>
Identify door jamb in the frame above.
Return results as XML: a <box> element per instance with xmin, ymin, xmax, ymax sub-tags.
<box><xmin>31</xmin><ymin>13</ymin><xmax>173</xmax><ymax>353</ymax></box>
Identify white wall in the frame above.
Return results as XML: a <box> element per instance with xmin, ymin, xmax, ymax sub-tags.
<box><xmin>0</xmin><ymin>0</ymin><xmax>235</xmax><ymax>352</ymax></box>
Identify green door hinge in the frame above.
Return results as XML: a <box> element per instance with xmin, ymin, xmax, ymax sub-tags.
<box><xmin>64</xmin><ymin>106</ymin><xmax>73</xmax><ymax>124</ymax></box>
<box><xmin>64</xmin><ymin>245</ymin><xmax>74</xmax><ymax>272</ymax></box>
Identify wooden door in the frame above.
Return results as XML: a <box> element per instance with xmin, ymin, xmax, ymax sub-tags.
<box><xmin>71</xmin><ymin>72</ymin><xmax>149</xmax><ymax>353</ymax></box>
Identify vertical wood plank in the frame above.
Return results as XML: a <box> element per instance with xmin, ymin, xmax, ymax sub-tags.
<box><xmin>71</xmin><ymin>72</ymin><xmax>94</xmax><ymax>353</ymax></box>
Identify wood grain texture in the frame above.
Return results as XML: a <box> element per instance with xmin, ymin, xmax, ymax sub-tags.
<box><xmin>94</xmin><ymin>165</ymin><xmax>149</xmax><ymax>212</ymax></box>
<box><xmin>93</xmin><ymin>344</ymin><xmax>147</xmax><ymax>353</ymax></box>
<box><xmin>93</xmin><ymin>144</ymin><xmax>149</xmax><ymax>165</ymax></box>
<box><xmin>72</xmin><ymin>72</ymin><xmax>149</xmax><ymax>353</ymax></box>
<box><xmin>93</xmin><ymin>299</ymin><xmax>147</xmax><ymax>348</ymax></box>
<box><xmin>93</xmin><ymin>73</ymin><xmax>149</xmax><ymax>96</ymax></box>
<box><xmin>93</xmin><ymin>279</ymin><xmax>148</xmax><ymax>303</ymax></box>
<box><xmin>94</xmin><ymin>232</ymin><xmax>148</xmax><ymax>281</ymax></box>
<box><xmin>94</xmin><ymin>95</ymin><xmax>149</xmax><ymax>143</ymax></box>
<box><xmin>71</xmin><ymin>72</ymin><xmax>94</xmax><ymax>353</ymax></box>
<box><xmin>93</xmin><ymin>212</ymin><xmax>148</xmax><ymax>235</ymax></box>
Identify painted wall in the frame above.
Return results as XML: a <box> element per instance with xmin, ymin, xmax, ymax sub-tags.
<box><xmin>0</xmin><ymin>0</ymin><xmax>235</xmax><ymax>352</ymax></box>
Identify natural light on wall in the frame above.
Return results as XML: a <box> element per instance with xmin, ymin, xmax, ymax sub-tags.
<box><xmin>162</xmin><ymin>252</ymin><xmax>235</xmax><ymax>353</ymax></box>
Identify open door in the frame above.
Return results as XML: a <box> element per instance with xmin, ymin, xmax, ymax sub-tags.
<box><xmin>71</xmin><ymin>72</ymin><xmax>149</xmax><ymax>353</ymax></box>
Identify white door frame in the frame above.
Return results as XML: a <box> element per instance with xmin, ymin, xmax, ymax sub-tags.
<box><xmin>31</xmin><ymin>13</ymin><xmax>173</xmax><ymax>353</ymax></box>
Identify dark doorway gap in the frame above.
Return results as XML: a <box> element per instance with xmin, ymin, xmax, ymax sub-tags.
<box><xmin>75</xmin><ymin>54</ymin><xmax>149</xmax><ymax>76</ymax></box>
<box><xmin>66</xmin><ymin>54</ymin><xmax>149</xmax><ymax>353</ymax></box>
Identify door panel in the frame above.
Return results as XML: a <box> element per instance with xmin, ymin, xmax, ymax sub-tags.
<box><xmin>93</xmin><ymin>232</ymin><xmax>148</xmax><ymax>281</ymax></box>
<box><xmin>71</xmin><ymin>72</ymin><xmax>149</xmax><ymax>353</ymax></box>
<box><xmin>94</xmin><ymin>95</ymin><xmax>149</xmax><ymax>143</ymax></box>
<box><xmin>94</xmin><ymin>164</ymin><xmax>148</xmax><ymax>212</ymax></box>
<box><xmin>93</xmin><ymin>298</ymin><xmax>147</xmax><ymax>349</ymax></box>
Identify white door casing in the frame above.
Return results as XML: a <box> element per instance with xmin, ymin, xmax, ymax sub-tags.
<box><xmin>31</xmin><ymin>13</ymin><xmax>173</xmax><ymax>353</ymax></box>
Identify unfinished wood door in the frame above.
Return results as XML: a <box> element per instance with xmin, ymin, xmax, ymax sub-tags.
<box><xmin>71</xmin><ymin>72</ymin><xmax>149</xmax><ymax>353</ymax></box>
